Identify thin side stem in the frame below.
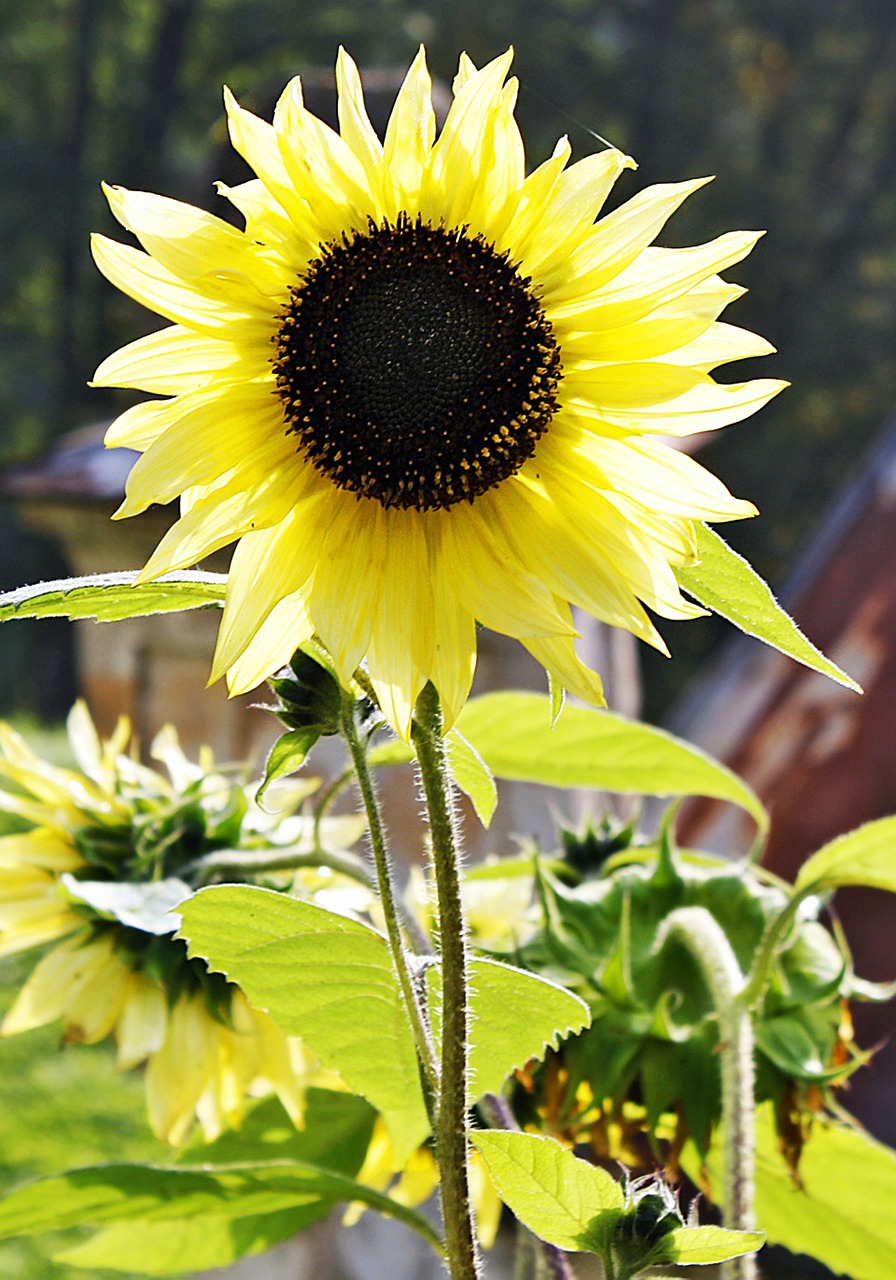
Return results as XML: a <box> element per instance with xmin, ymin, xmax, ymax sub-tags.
<box><xmin>657</xmin><ymin>907</ymin><xmax>757</xmax><ymax>1280</ymax></box>
<box><xmin>181</xmin><ymin>846</ymin><xmax>373</xmax><ymax>886</ymax></box>
<box><xmin>341</xmin><ymin>693</ymin><xmax>439</xmax><ymax>1109</ymax></box>
<box><xmin>413</xmin><ymin>683</ymin><xmax>481</xmax><ymax>1280</ymax></box>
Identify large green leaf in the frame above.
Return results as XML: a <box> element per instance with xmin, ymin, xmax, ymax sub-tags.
<box><xmin>690</xmin><ymin>1104</ymin><xmax>896</xmax><ymax>1280</ymax></box>
<box><xmin>0</xmin><ymin>571</ymin><xmax>227</xmax><ymax>622</ymax></box>
<box><xmin>677</xmin><ymin>525</ymin><xmax>860</xmax><ymax>691</ymax></box>
<box><xmin>0</xmin><ymin>1160</ymin><xmax>442</xmax><ymax>1275</ymax></box>
<box><xmin>177</xmin><ymin>886</ymin><xmax>429</xmax><ymax>1164</ymax></box>
<box><xmin>794</xmin><ymin>815</ymin><xmax>896</xmax><ymax>895</ymax></box>
<box><xmin>455</xmin><ymin>692</ymin><xmax>767</xmax><ymax>831</ymax></box>
<box><xmin>469</xmin><ymin>1130</ymin><xmax>623</xmax><ymax>1251</ymax></box>
<box><xmin>427</xmin><ymin>958</ymin><xmax>590</xmax><ymax>1104</ymax></box>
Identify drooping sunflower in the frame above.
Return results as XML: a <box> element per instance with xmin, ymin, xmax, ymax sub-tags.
<box><xmin>0</xmin><ymin>703</ymin><xmax>365</xmax><ymax>1145</ymax></box>
<box><xmin>92</xmin><ymin>48</ymin><xmax>784</xmax><ymax>737</ymax></box>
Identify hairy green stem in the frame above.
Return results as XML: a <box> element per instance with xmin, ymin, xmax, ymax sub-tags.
<box><xmin>181</xmin><ymin>845</ymin><xmax>373</xmax><ymax>885</ymax></box>
<box><xmin>657</xmin><ymin>907</ymin><xmax>756</xmax><ymax>1280</ymax></box>
<box><xmin>341</xmin><ymin>693</ymin><xmax>439</xmax><ymax>1109</ymax></box>
<box><xmin>413</xmin><ymin>683</ymin><xmax>481</xmax><ymax>1280</ymax></box>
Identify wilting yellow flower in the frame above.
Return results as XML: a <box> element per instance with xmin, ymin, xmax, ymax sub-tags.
<box><xmin>93</xmin><ymin>48</ymin><xmax>783</xmax><ymax>736</ymax></box>
<box><xmin>2</xmin><ymin>930</ymin><xmax>313</xmax><ymax>1145</ymax></box>
<box><xmin>0</xmin><ymin>704</ymin><xmax>366</xmax><ymax>1145</ymax></box>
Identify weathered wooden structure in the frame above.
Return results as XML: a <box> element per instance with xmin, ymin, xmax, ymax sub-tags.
<box><xmin>671</xmin><ymin>418</ymin><xmax>896</xmax><ymax>1143</ymax></box>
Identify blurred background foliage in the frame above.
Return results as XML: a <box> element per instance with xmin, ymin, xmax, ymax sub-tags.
<box><xmin>2</xmin><ymin>0</ymin><xmax>895</xmax><ymax>716</ymax></box>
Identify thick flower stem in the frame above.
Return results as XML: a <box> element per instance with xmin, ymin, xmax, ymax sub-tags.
<box><xmin>340</xmin><ymin>694</ymin><xmax>439</xmax><ymax>1111</ymax></box>
<box><xmin>657</xmin><ymin>908</ymin><xmax>757</xmax><ymax>1280</ymax></box>
<box><xmin>413</xmin><ymin>683</ymin><xmax>482</xmax><ymax>1280</ymax></box>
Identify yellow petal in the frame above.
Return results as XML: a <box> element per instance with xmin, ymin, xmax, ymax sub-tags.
<box><xmin>542</xmin><ymin>176</ymin><xmax>712</xmax><ymax>300</ymax></box>
<box><xmin>102</xmin><ymin>183</ymin><xmax>290</xmax><ymax>298</ymax></box>
<box><xmin>548</xmin><ymin>231</ymin><xmax>764</xmax><ymax>331</ymax></box>
<box><xmin>93</xmin><ymin>325</ymin><xmax>264</xmax><ymax>396</ymax></box>
<box><xmin>224</xmin><ymin>589</ymin><xmax>315</xmax><ymax>695</ymax></box>
<box><xmin>310</xmin><ymin>498</ymin><xmax>387</xmax><ymax>686</ymax></box>
<box><xmin>336</xmin><ymin>48</ymin><xmax>385</xmax><ymax>201</ymax></box>
<box><xmin>211</xmin><ymin>498</ymin><xmax>327</xmax><ymax>679</ymax></box>
<box><xmin>566</xmin><ymin>363</ymin><xmax>788</xmax><ymax>436</ymax></box>
<box><xmin>135</xmin><ymin>463</ymin><xmax>299</xmax><ymax>579</ymax></box>
<box><xmin>115</xmin><ymin>386</ymin><xmax>288</xmax><ymax>517</ymax></box>
<box><xmin>91</xmin><ymin>235</ymin><xmax>271</xmax><ymax>334</ymax></box>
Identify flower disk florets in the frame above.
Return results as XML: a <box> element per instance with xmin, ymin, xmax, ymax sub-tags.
<box><xmin>272</xmin><ymin>215</ymin><xmax>562</xmax><ymax>512</ymax></box>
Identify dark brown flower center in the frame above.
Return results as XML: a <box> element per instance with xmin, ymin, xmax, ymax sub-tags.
<box><xmin>272</xmin><ymin>215</ymin><xmax>561</xmax><ymax>512</ymax></box>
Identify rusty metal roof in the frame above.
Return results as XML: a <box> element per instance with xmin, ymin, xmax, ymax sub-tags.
<box><xmin>667</xmin><ymin>415</ymin><xmax>896</xmax><ymax>1144</ymax></box>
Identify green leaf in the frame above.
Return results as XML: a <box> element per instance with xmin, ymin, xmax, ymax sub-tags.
<box><xmin>688</xmin><ymin>1103</ymin><xmax>896</xmax><ymax>1280</ymax></box>
<box><xmin>456</xmin><ymin>692</ymin><xmax>767</xmax><ymax>831</ymax></box>
<box><xmin>59</xmin><ymin>876</ymin><xmax>188</xmax><ymax>936</ymax></box>
<box><xmin>427</xmin><ymin>959</ymin><xmax>589</xmax><ymax>1104</ymax></box>
<box><xmin>367</xmin><ymin>737</ymin><xmax>413</xmax><ymax>768</ymax></box>
<box><xmin>177</xmin><ymin>886</ymin><xmax>429</xmax><ymax>1164</ymax></box>
<box><xmin>795</xmin><ymin>815</ymin><xmax>896</xmax><ymax>895</ymax></box>
<box><xmin>470</xmin><ymin>1130</ymin><xmax>623</xmax><ymax>1252</ymax></box>
<box><xmin>0</xmin><ymin>1161</ymin><xmax>443</xmax><ymax>1274</ymax></box>
<box><xmin>0</xmin><ymin>571</ymin><xmax>227</xmax><ymax>622</ymax></box>
<box><xmin>256</xmin><ymin>728</ymin><xmax>320</xmax><ymax>803</ymax></box>
<box><xmin>678</xmin><ymin>525</ymin><xmax>860</xmax><ymax>691</ymax></box>
<box><xmin>446</xmin><ymin>729</ymin><xmax>497</xmax><ymax>828</ymax></box>
<box><xmin>652</xmin><ymin>1225</ymin><xmax>764</xmax><ymax>1267</ymax></box>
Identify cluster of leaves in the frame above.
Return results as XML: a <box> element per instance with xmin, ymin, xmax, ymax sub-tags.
<box><xmin>0</xmin><ymin>571</ymin><xmax>893</xmax><ymax>1278</ymax></box>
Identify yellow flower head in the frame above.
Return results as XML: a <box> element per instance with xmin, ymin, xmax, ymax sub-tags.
<box><xmin>0</xmin><ymin>704</ymin><xmax>366</xmax><ymax>1145</ymax></box>
<box><xmin>92</xmin><ymin>48</ymin><xmax>784</xmax><ymax>737</ymax></box>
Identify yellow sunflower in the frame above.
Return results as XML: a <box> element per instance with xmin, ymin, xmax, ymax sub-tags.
<box><xmin>0</xmin><ymin>703</ymin><xmax>362</xmax><ymax>1145</ymax></box>
<box><xmin>92</xmin><ymin>48</ymin><xmax>784</xmax><ymax>737</ymax></box>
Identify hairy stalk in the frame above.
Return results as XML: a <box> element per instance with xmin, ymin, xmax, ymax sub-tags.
<box><xmin>413</xmin><ymin>683</ymin><xmax>481</xmax><ymax>1280</ymax></box>
<box><xmin>181</xmin><ymin>845</ymin><xmax>373</xmax><ymax>886</ymax></box>
<box><xmin>341</xmin><ymin>693</ymin><xmax>439</xmax><ymax>1109</ymax></box>
<box><xmin>657</xmin><ymin>908</ymin><xmax>756</xmax><ymax>1280</ymax></box>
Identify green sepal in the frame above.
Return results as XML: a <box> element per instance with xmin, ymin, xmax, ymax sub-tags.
<box><xmin>256</xmin><ymin>728</ymin><xmax>320</xmax><ymax>803</ymax></box>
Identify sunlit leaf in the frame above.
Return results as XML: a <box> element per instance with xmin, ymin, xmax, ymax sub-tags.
<box><xmin>688</xmin><ymin>1103</ymin><xmax>896</xmax><ymax>1280</ymax></box>
<box><xmin>456</xmin><ymin>692</ymin><xmax>766</xmax><ymax>831</ymax></box>
<box><xmin>654</xmin><ymin>1225</ymin><xmax>764</xmax><ymax>1266</ymax></box>
<box><xmin>795</xmin><ymin>815</ymin><xmax>896</xmax><ymax>895</ymax></box>
<box><xmin>0</xmin><ymin>1160</ymin><xmax>442</xmax><ymax>1275</ymax></box>
<box><xmin>470</xmin><ymin>1130</ymin><xmax>623</xmax><ymax>1252</ymax></box>
<box><xmin>446</xmin><ymin>730</ymin><xmax>497</xmax><ymax>828</ymax></box>
<box><xmin>677</xmin><ymin>525</ymin><xmax>860</xmax><ymax>691</ymax></box>
<box><xmin>177</xmin><ymin>886</ymin><xmax>429</xmax><ymax>1164</ymax></box>
<box><xmin>365</xmin><ymin>729</ymin><xmax>497</xmax><ymax>827</ymax></box>
<box><xmin>256</xmin><ymin>728</ymin><xmax>320</xmax><ymax>803</ymax></box>
<box><xmin>0</xmin><ymin>571</ymin><xmax>227</xmax><ymax>622</ymax></box>
<box><xmin>428</xmin><ymin>959</ymin><xmax>589</xmax><ymax>1104</ymax></box>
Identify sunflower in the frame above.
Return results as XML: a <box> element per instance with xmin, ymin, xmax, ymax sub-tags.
<box><xmin>92</xmin><ymin>48</ymin><xmax>784</xmax><ymax>737</ymax></box>
<box><xmin>0</xmin><ymin>703</ymin><xmax>365</xmax><ymax>1145</ymax></box>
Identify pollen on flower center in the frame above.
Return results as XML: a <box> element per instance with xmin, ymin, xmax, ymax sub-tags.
<box><xmin>272</xmin><ymin>215</ymin><xmax>562</xmax><ymax>511</ymax></box>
